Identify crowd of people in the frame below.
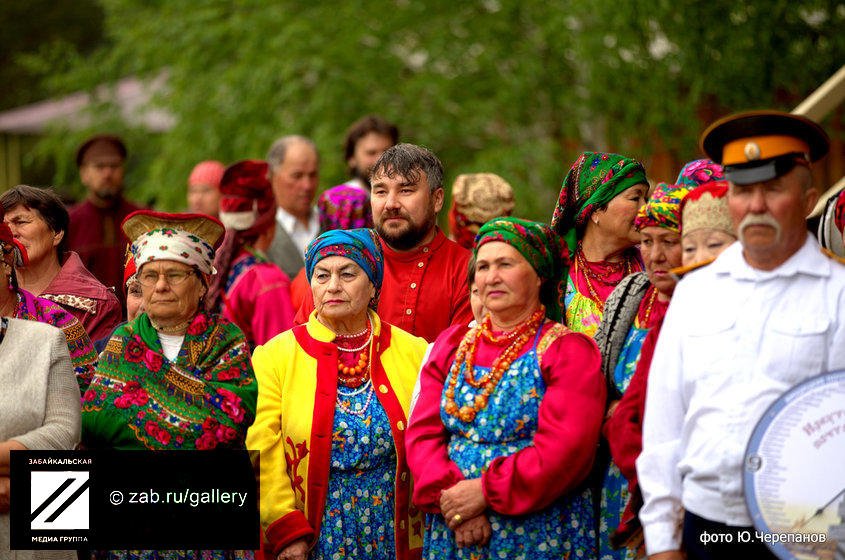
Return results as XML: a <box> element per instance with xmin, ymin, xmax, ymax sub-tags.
<box><xmin>1</xmin><ymin>109</ymin><xmax>844</xmax><ymax>560</ymax></box>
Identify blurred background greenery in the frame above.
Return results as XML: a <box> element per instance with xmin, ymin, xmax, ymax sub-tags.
<box><xmin>1</xmin><ymin>0</ymin><xmax>843</xmax><ymax>220</ymax></box>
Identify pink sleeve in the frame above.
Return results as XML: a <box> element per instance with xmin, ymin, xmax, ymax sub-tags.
<box><xmin>228</xmin><ymin>265</ymin><xmax>294</xmax><ymax>345</ymax></box>
<box><xmin>481</xmin><ymin>331</ymin><xmax>606</xmax><ymax>516</ymax></box>
<box><xmin>406</xmin><ymin>326</ymin><xmax>467</xmax><ymax>513</ymax></box>
<box><xmin>251</xmin><ymin>265</ymin><xmax>294</xmax><ymax>345</ymax></box>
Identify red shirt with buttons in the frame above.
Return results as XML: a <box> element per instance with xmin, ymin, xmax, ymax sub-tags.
<box><xmin>296</xmin><ymin>228</ymin><xmax>473</xmax><ymax>343</ymax></box>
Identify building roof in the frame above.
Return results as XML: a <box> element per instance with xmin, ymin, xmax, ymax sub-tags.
<box><xmin>0</xmin><ymin>74</ymin><xmax>175</xmax><ymax>134</ymax></box>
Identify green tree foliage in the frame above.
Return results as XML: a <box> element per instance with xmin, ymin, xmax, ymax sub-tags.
<box><xmin>576</xmin><ymin>0</ymin><xmax>845</xmax><ymax>162</ymax></box>
<box><xmin>0</xmin><ymin>0</ymin><xmax>104</xmax><ymax>111</ymax></box>
<box><xmin>29</xmin><ymin>0</ymin><xmax>845</xmax><ymax>218</ymax></box>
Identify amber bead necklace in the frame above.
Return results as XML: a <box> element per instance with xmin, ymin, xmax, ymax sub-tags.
<box><xmin>444</xmin><ymin>306</ymin><xmax>546</xmax><ymax>423</ymax></box>
<box><xmin>639</xmin><ymin>286</ymin><xmax>658</xmax><ymax>328</ymax></box>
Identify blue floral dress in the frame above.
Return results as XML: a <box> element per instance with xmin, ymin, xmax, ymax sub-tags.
<box><xmin>313</xmin><ymin>380</ymin><xmax>396</xmax><ymax>560</ymax></box>
<box><xmin>598</xmin><ymin>321</ymin><xmax>647</xmax><ymax>560</ymax></box>
<box><xmin>424</xmin><ymin>330</ymin><xmax>596</xmax><ymax>560</ymax></box>
<box><xmin>599</xmin><ymin>288</ymin><xmax>667</xmax><ymax>560</ymax></box>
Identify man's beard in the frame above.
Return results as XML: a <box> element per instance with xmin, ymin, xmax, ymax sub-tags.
<box><xmin>376</xmin><ymin>211</ymin><xmax>436</xmax><ymax>251</ymax></box>
<box><xmin>91</xmin><ymin>184</ymin><xmax>122</xmax><ymax>207</ymax></box>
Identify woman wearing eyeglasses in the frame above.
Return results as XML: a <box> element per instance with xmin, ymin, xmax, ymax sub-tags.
<box><xmin>82</xmin><ymin>210</ymin><xmax>256</xmax><ymax>458</ymax></box>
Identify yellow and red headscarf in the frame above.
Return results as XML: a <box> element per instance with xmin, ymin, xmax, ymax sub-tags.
<box><xmin>634</xmin><ymin>182</ymin><xmax>691</xmax><ymax>233</ymax></box>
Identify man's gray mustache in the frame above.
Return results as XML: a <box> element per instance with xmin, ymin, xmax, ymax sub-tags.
<box><xmin>738</xmin><ymin>213</ymin><xmax>782</xmax><ymax>244</ymax></box>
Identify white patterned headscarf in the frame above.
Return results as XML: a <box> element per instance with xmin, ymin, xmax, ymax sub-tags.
<box><xmin>122</xmin><ymin>211</ymin><xmax>225</xmax><ymax>275</ymax></box>
<box><xmin>132</xmin><ymin>228</ymin><xmax>216</xmax><ymax>274</ymax></box>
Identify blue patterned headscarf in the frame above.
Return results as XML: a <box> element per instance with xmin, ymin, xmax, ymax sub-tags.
<box><xmin>305</xmin><ymin>228</ymin><xmax>384</xmax><ymax>309</ymax></box>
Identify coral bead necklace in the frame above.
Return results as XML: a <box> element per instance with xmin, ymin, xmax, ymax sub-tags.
<box><xmin>335</xmin><ymin>319</ymin><xmax>372</xmax><ymax>388</ymax></box>
<box><xmin>337</xmin><ymin>350</ymin><xmax>370</xmax><ymax>387</ymax></box>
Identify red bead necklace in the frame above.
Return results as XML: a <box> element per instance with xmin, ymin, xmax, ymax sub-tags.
<box><xmin>574</xmin><ymin>244</ymin><xmax>635</xmax><ymax>313</ymax></box>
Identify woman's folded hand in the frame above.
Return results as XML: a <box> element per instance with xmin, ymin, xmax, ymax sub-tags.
<box><xmin>454</xmin><ymin>513</ymin><xmax>491</xmax><ymax>548</ymax></box>
<box><xmin>441</xmin><ymin>478</ymin><xmax>486</xmax><ymax>529</ymax></box>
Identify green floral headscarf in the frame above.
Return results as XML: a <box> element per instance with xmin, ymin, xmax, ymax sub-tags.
<box><xmin>550</xmin><ymin>151</ymin><xmax>648</xmax><ymax>256</ymax></box>
<box><xmin>475</xmin><ymin>217</ymin><xmax>569</xmax><ymax>322</ymax></box>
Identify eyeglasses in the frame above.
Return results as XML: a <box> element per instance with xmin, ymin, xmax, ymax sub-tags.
<box><xmin>138</xmin><ymin>269</ymin><xmax>196</xmax><ymax>287</ymax></box>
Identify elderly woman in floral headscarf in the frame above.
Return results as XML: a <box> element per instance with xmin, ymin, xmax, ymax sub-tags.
<box><xmin>82</xmin><ymin>210</ymin><xmax>256</xmax><ymax>453</ymax></box>
<box><xmin>82</xmin><ymin>211</ymin><xmax>256</xmax><ymax>558</ymax></box>
<box><xmin>207</xmin><ymin>160</ymin><xmax>294</xmax><ymax>349</ymax></box>
<box><xmin>407</xmin><ymin>217</ymin><xmax>606</xmax><ymax>560</ymax></box>
<box><xmin>594</xmin><ymin>182</ymin><xmax>691</xmax><ymax>559</ymax></box>
<box><xmin>551</xmin><ymin>152</ymin><xmax>649</xmax><ymax>336</ymax></box>
<box><xmin>247</xmin><ymin>229</ymin><xmax>428</xmax><ymax>560</ymax></box>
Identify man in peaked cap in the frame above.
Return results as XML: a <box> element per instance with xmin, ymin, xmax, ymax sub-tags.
<box><xmin>637</xmin><ymin>111</ymin><xmax>845</xmax><ymax>560</ymax></box>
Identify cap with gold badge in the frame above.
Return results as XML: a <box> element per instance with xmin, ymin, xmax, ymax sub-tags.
<box><xmin>700</xmin><ymin>110</ymin><xmax>830</xmax><ymax>185</ymax></box>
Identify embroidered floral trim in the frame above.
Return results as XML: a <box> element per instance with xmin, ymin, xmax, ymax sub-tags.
<box><xmin>537</xmin><ymin>323</ymin><xmax>573</xmax><ymax>364</ymax></box>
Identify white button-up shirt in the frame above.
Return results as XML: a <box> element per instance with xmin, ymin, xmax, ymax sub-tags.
<box><xmin>638</xmin><ymin>236</ymin><xmax>845</xmax><ymax>555</ymax></box>
<box><xmin>275</xmin><ymin>206</ymin><xmax>319</xmax><ymax>257</ymax></box>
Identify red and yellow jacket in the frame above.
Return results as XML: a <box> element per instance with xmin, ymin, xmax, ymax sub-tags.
<box><xmin>247</xmin><ymin>309</ymin><xmax>427</xmax><ymax>559</ymax></box>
